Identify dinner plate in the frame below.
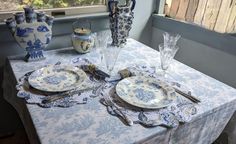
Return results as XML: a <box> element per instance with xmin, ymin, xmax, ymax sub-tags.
<box><xmin>116</xmin><ymin>76</ymin><xmax>177</xmax><ymax>109</ymax></box>
<box><xmin>28</xmin><ymin>65</ymin><xmax>87</xmax><ymax>92</ymax></box>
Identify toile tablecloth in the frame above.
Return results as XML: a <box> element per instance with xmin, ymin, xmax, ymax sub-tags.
<box><xmin>2</xmin><ymin>39</ymin><xmax>236</xmax><ymax>144</ymax></box>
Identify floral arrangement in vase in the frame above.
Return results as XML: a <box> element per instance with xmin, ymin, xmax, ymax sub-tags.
<box><xmin>5</xmin><ymin>6</ymin><xmax>53</xmax><ymax>62</ymax></box>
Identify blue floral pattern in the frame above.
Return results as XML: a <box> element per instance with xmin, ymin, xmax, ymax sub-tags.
<box><xmin>16</xmin><ymin>27</ymin><xmax>34</xmax><ymax>37</ymax></box>
<box><xmin>3</xmin><ymin>39</ymin><xmax>236</xmax><ymax>144</ymax></box>
<box><xmin>43</xmin><ymin>75</ymin><xmax>67</xmax><ymax>85</ymax></box>
<box><xmin>109</xmin><ymin>0</ymin><xmax>135</xmax><ymax>46</ymax></box>
<box><xmin>134</xmin><ymin>88</ymin><xmax>155</xmax><ymax>103</ymax></box>
<box><xmin>37</xmin><ymin>25</ymin><xmax>49</xmax><ymax>32</ymax></box>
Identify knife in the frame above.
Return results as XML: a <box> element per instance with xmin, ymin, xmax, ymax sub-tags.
<box><xmin>42</xmin><ymin>87</ymin><xmax>97</xmax><ymax>104</ymax></box>
<box><xmin>174</xmin><ymin>87</ymin><xmax>201</xmax><ymax>103</ymax></box>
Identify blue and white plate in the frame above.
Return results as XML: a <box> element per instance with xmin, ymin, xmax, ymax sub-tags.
<box><xmin>28</xmin><ymin>65</ymin><xmax>87</xmax><ymax>92</ymax></box>
<box><xmin>116</xmin><ymin>76</ymin><xmax>177</xmax><ymax>109</ymax></box>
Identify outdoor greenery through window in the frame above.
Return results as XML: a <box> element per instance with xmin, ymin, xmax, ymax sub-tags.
<box><xmin>1</xmin><ymin>0</ymin><xmax>105</xmax><ymax>11</ymax></box>
<box><xmin>0</xmin><ymin>0</ymin><xmax>106</xmax><ymax>22</ymax></box>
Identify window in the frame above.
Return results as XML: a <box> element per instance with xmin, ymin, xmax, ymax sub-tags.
<box><xmin>159</xmin><ymin>0</ymin><xmax>236</xmax><ymax>34</ymax></box>
<box><xmin>0</xmin><ymin>0</ymin><xmax>107</xmax><ymax>21</ymax></box>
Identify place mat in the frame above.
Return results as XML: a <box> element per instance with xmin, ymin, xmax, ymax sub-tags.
<box><xmin>16</xmin><ymin>58</ymin><xmax>197</xmax><ymax>127</ymax></box>
<box><xmin>16</xmin><ymin>58</ymin><xmax>104</xmax><ymax>108</ymax></box>
<box><xmin>100</xmin><ymin>65</ymin><xmax>197</xmax><ymax>127</ymax></box>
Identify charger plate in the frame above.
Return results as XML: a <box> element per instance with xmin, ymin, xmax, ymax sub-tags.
<box><xmin>116</xmin><ymin>76</ymin><xmax>177</xmax><ymax>109</ymax></box>
<box><xmin>28</xmin><ymin>65</ymin><xmax>87</xmax><ymax>92</ymax></box>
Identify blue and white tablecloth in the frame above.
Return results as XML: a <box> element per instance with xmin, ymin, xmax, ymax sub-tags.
<box><xmin>3</xmin><ymin>39</ymin><xmax>236</xmax><ymax>144</ymax></box>
<box><xmin>15</xmin><ymin>55</ymin><xmax>198</xmax><ymax>129</ymax></box>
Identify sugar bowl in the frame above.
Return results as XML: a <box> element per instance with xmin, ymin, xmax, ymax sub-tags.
<box><xmin>72</xmin><ymin>27</ymin><xmax>94</xmax><ymax>53</ymax></box>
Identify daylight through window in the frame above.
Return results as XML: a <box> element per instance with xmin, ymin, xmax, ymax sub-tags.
<box><xmin>1</xmin><ymin>0</ymin><xmax>105</xmax><ymax>11</ymax></box>
<box><xmin>0</xmin><ymin>0</ymin><xmax>106</xmax><ymax>22</ymax></box>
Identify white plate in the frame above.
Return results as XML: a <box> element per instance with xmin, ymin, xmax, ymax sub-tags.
<box><xmin>28</xmin><ymin>65</ymin><xmax>87</xmax><ymax>92</ymax></box>
<box><xmin>116</xmin><ymin>76</ymin><xmax>177</xmax><ymax>109</ymax></box>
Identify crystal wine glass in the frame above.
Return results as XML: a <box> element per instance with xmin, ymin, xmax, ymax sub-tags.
<box><xmin>158</xmin><ymin>43</ymin><xmax>179</xmax><ymax>78</ymax></box>
<box><xmin>93</xmin><ymin>30</ymin><xmax>112</xmax><ymax>68</ymax></box>
<box><xmin>163</xmin><ymin>32</ymin><xmax>181</xmax><ymax>47</ymax></box>
<box><xmin>103</xmin><ymin>45</ymin><xmax>121</xmax><ymax>76</ymax></box>
<box><xmin>157</xmin><ymin>32</ymin><xmax>181</xmax><ymax>79</ymax></box>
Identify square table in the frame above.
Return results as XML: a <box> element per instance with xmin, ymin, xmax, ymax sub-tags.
<box><xmin>3</xmin><ymin>39</ymin><xmax>236</xmax><ymax>144</ymax></box>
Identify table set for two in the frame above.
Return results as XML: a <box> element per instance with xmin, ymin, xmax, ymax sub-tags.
<box><xmin>3</xmin><ymin>37</ymin><xmax>236</xmax><ymax>144</ymax></box>
<box><xmin>3</xmin><ymin>2</ymin><xmax>236</xmax><ymax>143</ymax></box>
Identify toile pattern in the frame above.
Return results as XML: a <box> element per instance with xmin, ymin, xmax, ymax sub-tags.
<box><xmin>16</xmin><ymin>57</ymin><xmax>197</xmax><ymax>128</ymax></box>
<box><xmin>16</xmin><ymin>58</ymin><xmax>102</xmax><ymax>108</ymax></box>
<box><xmin>3</xmin><ymin>39</ymin><xmax>236</xmax><ymax>144</ymax></box>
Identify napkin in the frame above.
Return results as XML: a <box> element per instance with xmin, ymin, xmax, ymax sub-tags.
<box><xmin>80</xmin><ymin>64</ymin><xmax>110</xmax><ymax>80</ymax></box>
<box><xmin>72</xmin><ymin>57</ymin><xmax>110</xmax><ymax>80</ymax></box>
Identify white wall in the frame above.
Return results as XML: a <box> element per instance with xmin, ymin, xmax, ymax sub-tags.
<box><xmin>130</xmin><ymin>0</ymin><xmax>156</xmax><ymax>46</ymax></box>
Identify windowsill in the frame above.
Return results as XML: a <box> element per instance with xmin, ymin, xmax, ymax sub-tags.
<box><xmin>0</xmin><ymin>5</ymin><xmax>108</xmax><ymax>22</ymax></box>
<box><xmin>152</xmin><ymin>14</ymin><xmax>236</xmax><ymax>56</ymax></box>
<box><xmin>53</xmin><ymin>12</ymin><xmax>109</xmax><ymax>23</ymax></box>
<box><xmin>0</xmin><ymin>12</ymin><xmax>110</xmax><ymax>44</ymax></box>
<box><xmin>0</xmin><ymin>12</ymin><xmax>109</xmax><ymax>25</ymax></box>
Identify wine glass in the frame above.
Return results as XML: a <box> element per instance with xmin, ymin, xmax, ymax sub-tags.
<box><xmin>157</xmin><ymin>32</ymin><xmax>181</xmax><ymax>79</ymax></box>
<box><xmin>103</xmin><ymin>45</ymin><xmax>121</xmax><ymax>76</ymax></box>
<box><xmin>158</xmin><ymin>43</ymin><xmax>179</xmax><ymax>79</ymax></box>
<box><xmin>163</xmin><ymin>32</ymin><xmax>181</xmax><ymax>47</ymax></box>
<box><xmin>93</xmin><ymin>30</ymin><xmax>112</xmax><ymax>68</ymax></box>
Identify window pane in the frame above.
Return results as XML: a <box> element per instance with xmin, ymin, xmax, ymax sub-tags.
<box><xmin>0</xmin><ymin>0</ymin><xmax>105</xmax><ymax>11</ymax></box>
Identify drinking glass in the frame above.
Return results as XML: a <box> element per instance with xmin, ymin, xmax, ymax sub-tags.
<box><xmin>93</xmin><ymin>30</ymin><xmax>111</xmax><ymax>67</ymax></box>
<box><xmin>158</xmin><ymin>43</ymin><xmax>179</xmax><ymax>76</ymax></box>
<box><xmin>103</xmin><ymin>45</ymin><xmax>121</xmax><ymax>75</ymax></box>
<box><xmin>163</xmin><ymin>32</ymin><xmax>181</xmax><ymax>47</ymax></box>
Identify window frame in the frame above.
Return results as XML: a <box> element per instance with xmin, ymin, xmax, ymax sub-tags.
<box><xmin>156</xmin><ymin>0</ymin><xmax>165</xmax><ymax>15</ymax></box>
<box><xmin>0</xmin><ymin>0</ymin><xmax>107</xmax><ymax>22</ymax></box>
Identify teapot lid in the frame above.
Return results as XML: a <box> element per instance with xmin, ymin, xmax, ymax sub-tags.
<box><xmin>74</xmin><ymin>28</ymin><xmax>91</xmax><ymax>36</ymax></box>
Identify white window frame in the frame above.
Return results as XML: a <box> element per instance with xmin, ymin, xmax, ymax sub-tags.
<box><xmin>156</xmin><ymin>0</ymin><xmax>165</xmax><ymax>15</ymax></box>
<box><xmin>0</xmin><ymin>0</ymin><xmax>107</xmax><ymax>22</ymax></box>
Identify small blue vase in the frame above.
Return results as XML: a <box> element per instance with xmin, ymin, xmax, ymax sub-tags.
<box><xmin>24</xmin><ymin>7</ymin><xmax>36</xmax><ymax>23</ymax></box>
<box><xmin>14</xmin><ymin>12</ymin><xmax>25</xmax><ymax>24</ymax></box>
<box><xmin>5</xmin><ymin>18</ymin><xmax>16</xmax><ymax>33</ymax></box>
<box><xmin>46</xmin><ymin>16</ymin><xmax>54</xmax><ymax>27</ymax></box>
<box><xmin>37</xmin><ymin>12</ymin><xmax>46</xmax><ymax>22</ymax></box>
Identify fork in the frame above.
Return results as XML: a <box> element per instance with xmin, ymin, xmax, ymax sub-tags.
<box><xmin>104</xmin><ymin>96</ymin><xmax>133</xmax><ymax>126</ymax></box>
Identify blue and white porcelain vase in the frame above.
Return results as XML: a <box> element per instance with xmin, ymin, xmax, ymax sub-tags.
<box><xmin>5</xmin><ymin>7</ymin><xmax>53</xmax><ymax>62</ymax></box>
<box><xmin>108</xmin><ymin>0</ymin><xmax>136</xmax><ymax>47</ymax></box>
